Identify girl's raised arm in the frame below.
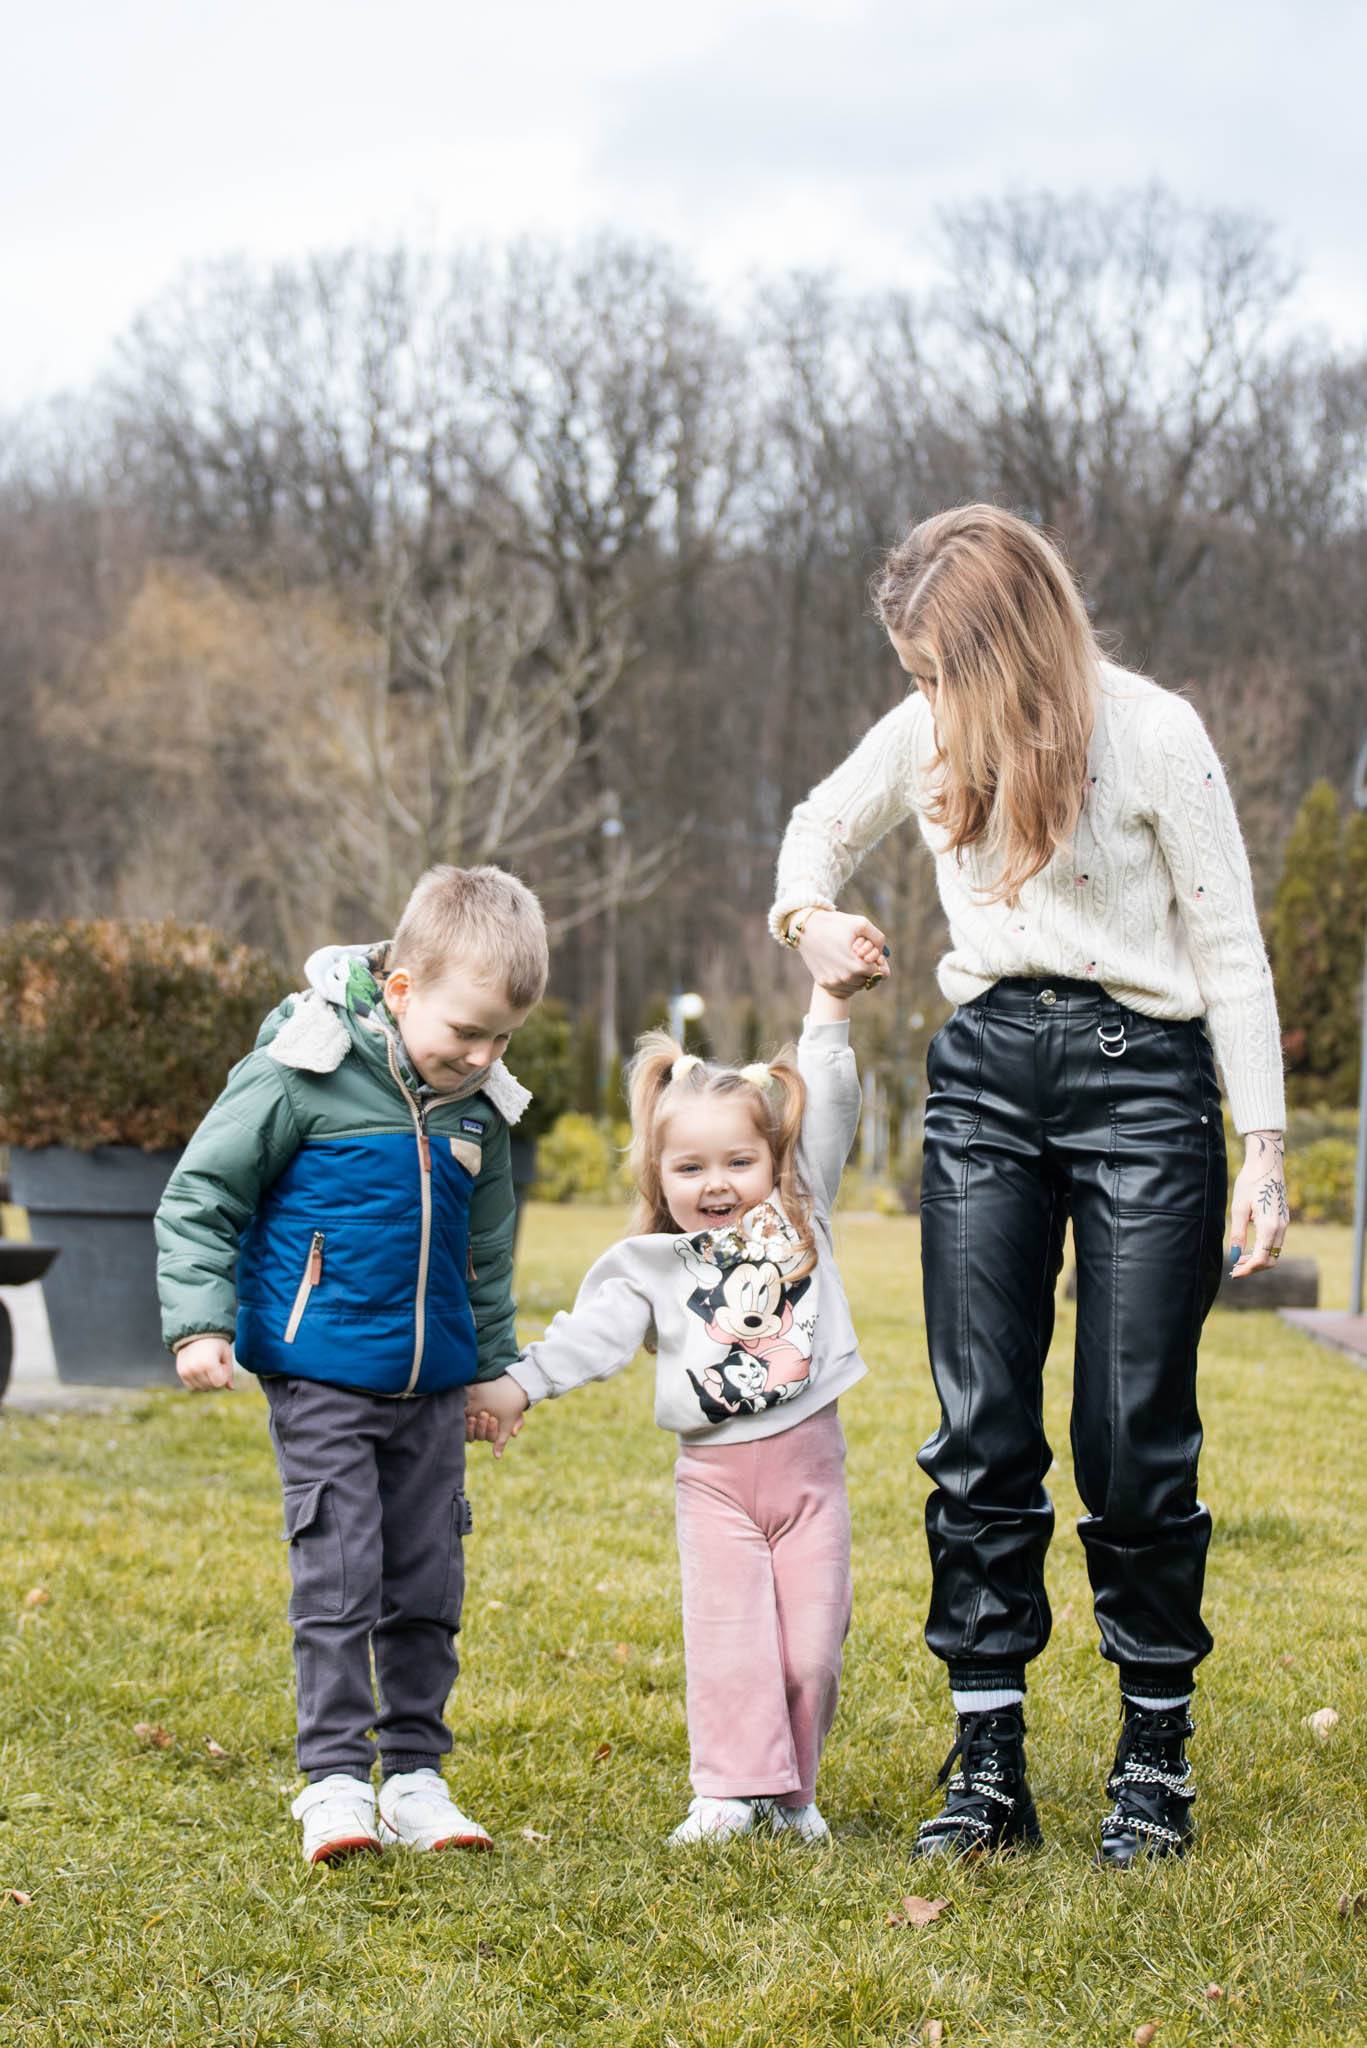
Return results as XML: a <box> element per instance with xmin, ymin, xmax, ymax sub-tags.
<box><xmin>795</xmin><ymin>1002</ymin><xmax>863</xmax><ymax>1219</ymax></box>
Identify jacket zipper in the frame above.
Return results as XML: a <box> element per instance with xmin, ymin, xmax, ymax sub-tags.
<box><xmin>387</xmin><ymin>1038</ymin><xmax>460</xmax><ymax>1397</ymax></box>
<box><xmin>283</xmin><ymin>1231</ymin><xmax>325</xmax><ymax>1344</ymax></box>
<box><xmin>397</xmin><ymin>1046</ymin><xmax>433</xmax><ymax>1395</ymax></box>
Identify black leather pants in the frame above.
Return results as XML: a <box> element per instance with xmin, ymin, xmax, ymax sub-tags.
<box><xmin>918</xmin><ymin>977</ymin><xmax>1227</xmax><ymax>1698</ymax></box>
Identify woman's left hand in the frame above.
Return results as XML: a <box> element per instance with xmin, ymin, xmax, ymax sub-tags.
<box><xmin>1227</xmin><ymin>1130</ymin><xmax>1289</xmax><ymax>1277</ymax></box>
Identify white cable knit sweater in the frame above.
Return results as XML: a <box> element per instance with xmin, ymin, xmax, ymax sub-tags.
<box><xmin>770</xmin><ymin>662</ymin><xmax>1285</xmax><ymax>1133</ymax></box>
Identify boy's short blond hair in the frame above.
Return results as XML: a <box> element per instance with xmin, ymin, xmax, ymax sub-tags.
<box><xmin>390</xmin><ymin>865</ymin><xmax>549</xmax><ymax>1009</ymax></box>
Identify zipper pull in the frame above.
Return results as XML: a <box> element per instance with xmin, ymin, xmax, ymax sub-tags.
<box><xmin>418</xmin><ymin>1130</ymin><xmax>431</xmax><ymax>1174</ymax></box>
<box><xmin>309</xmin><ymin>1231</ymin><xmax>324</xmax><ymax>1284</ymax></box>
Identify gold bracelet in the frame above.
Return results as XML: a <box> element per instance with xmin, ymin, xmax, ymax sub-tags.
<box><xmin>780</xmin><ymin>905</ymin><xmax>819</xmax><ymax>950</ymax></box>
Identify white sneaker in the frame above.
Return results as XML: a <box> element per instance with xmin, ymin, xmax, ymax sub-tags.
<box><xmin>378</xmin><ymin>1769</ymin><xmax>494</xmax><ymax>1853</ymax></box>
<box><xmin>666</xmin><ymin>1796</ymin><xmax>761</xmax><ymax>1846</ymax></box>
<box><xmin>769</xmin><ymin>1800</ymin><xmax>831</xmax><ymax>1844</ymax></box>
<box><xmin>291</xmin><ymin>1774</ymin><xmax>382</xmax><ymax>1866</ymax></box>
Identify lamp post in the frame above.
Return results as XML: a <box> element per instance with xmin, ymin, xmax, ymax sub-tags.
<box><xmin>598</xmin><ymin>801</ymin><xmax>625</xmax><ymax>1104</ymax></box>
<box><xmin>1350</xmin><ymin>738</ymin><xmax>1367</xmax><ymax>1317</ymax></box>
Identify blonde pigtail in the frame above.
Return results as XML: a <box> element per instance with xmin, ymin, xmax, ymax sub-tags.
<box><xmin>626</xmin><ymin>1030</ymin><xmax>689</xmax><ymax>1238</ymax></box>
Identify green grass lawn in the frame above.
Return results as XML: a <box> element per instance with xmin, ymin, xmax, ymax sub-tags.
<box><xmin>2</xmin><ymin>1208</ymin><xmax>1364</xmax><ymax>2048</ymax></box>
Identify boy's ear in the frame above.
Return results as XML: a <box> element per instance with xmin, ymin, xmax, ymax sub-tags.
<box><xmin>385</xmin><ymin>966</ymin><xmax>411</xmax><ymax>1015</ymax></box>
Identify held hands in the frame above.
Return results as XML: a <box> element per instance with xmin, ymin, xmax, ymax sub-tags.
<box><xmin>465</xmin><ymin>1374</ymin><xmax>529</xmax><ymax>1459</ymax></box>
<box><xmin>796</xmin><ymin>909</ymin><xmax>891</xmax><ymax>998</ymax></box>
<box><xmin>175</xmin><ymin>1337</ymin><xmax>236</xmax><ymax>1390</ymax></box>
<box><xmin>1228</xmin><ymin>1130</ymin><xmax>1290</xmax><ymax>1277</ymax></box>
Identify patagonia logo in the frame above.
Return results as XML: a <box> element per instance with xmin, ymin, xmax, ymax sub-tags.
<box><xmin>459</xmin><ymin>1117</ymin><xmax>483</xmax><ymax>1135</ymax></box>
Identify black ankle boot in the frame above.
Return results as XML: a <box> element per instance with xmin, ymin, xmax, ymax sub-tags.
<box><xmin>910</xmin><ymin>1704</ymin><xmax>1043</xmax><ymax>1860</ymax></box>
<box><xmin>1098</xmin><ymin>1700</ymin><xmax>1195</xmax><ymax>1867</ymax></box>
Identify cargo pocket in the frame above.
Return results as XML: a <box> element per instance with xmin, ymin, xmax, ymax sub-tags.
<box><xmin>281</xmin><ymin>1480</ymin><xmax>345</xmax><ymax>1619</ymax></box>
<box><xmin>442</xmin><ymin>1492</ymin><xmax>473</xmax><ymax>1627</ymax></box>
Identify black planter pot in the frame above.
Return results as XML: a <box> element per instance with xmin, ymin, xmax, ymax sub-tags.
<box><xmin>8</xmin><ymin>1147</ymin><xmax>182</xmax><ymax>1386</ymax></box>
<box><xmin>0</xmin><ymin>1243</ymin><xmax>59</xmax><ymax>1404</ymax></box>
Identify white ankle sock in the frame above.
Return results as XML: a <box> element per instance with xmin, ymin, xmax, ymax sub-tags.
<box><xmin>951</xmin><ymin>1687</ymin><xmax>1024</xmax><ymax>1714</ymax></box>
<box><xmin>1124</xmin><ymin>1692</ymin><xmax>1191</xmax><ymax>1713</ymax></box>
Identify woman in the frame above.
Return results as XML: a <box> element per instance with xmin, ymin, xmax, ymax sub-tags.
<box><xmin>770</xmin><ymin>504</ymin><xmax>1287</xmax><ymax>1866</ymax></box>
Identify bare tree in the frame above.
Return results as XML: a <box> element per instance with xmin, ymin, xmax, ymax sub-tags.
<box><xmin>5</xmin><ymin>195</ymin><xmax>1364</xmax><ymax>1095</ymax></box>
<box><xmin>927</xmin><ymin>186</ymin><xmax>1299</xmax><ymax>658</ymax></box>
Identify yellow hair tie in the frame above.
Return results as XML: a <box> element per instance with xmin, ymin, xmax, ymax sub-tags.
<box><xmin>670</xmin><ymin>1054</ymin><xmax>702</xmax><ymax>1082</ymax></box>
<box><xmin>738</xmin><ymin>1062</ymin><xmax>773</xmax><ymax>1089</ymax></box>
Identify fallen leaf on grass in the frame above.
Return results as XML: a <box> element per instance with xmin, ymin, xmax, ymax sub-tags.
<box><xmin>133</xmin><ymin>1722</ymin><xmax>173</xmax><ymax>1749</ymax></box>
<box><xmin>590</xmin><ymin>1742</ymin><xmax>612</xmax><ymax>1767</ymax></box>
<box><xmin>886</xmin><ymin>1895</ymin><xmax>950</xmax><ymax>1929</ymax></box>
<box><xmin>1339</xmin><ymin>1892</ymin><xmax>1366</xmax><ymax>1919</ymax></box>
<box><xmin>612</xmin><ymin>1643</ymin><xmax>631</xmax><ymax>1662</ymax></box>
<box><xmin>3</xmin><ymin>1890</ymin><xmax>32</xmax><ymax>1906</ymax></box>
<box><xmin>1306</xmin><ymin>1707</ymin><xmax>1339</xmax><ymax>1740</ymax></box>
<box><xmin>1279</xmin><ymin>1653</ymin><xmax>1295</xmax><ymax>1668</ymax></box>
<box><xmin>22</xmin><ymin>1588</ymin><xmax>50</xmax><ymax>1609</ymax></box>
<box><xmin>1134</xmin><ymin>2027</ymin><xmax>1159</xmax><ymax>2046</ymax></box>
<box><xmin>520</xmin><ymin>1827</ymin><xmax>550</xmax><ymax>1843</ymax></box>
<box><xmin>204</xmin><ymin>1738</ymin><xmax>229</xmax><ymax>1759</ymax></box>
<box><xmin>476</xmin><ymin>1940</ymin><xmax>496</xmax><ymax>1959</ymax></box>
<box><xmin>923</xmin><ymin>2022</ymin><xmax>944</xmax><ymax>2046</ymax></box>
<box><xmin>486</xmin><ymin>1599</ymin><xmax>505</xmax><ymax>1612</ymax></box>
<box><xmin>1204</xmin><ymin>1985</ymin><xmax>1224</xmax><ymax>2000</ymax></box>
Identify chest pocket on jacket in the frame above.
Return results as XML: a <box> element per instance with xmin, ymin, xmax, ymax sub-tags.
<box><xmin>450</xmin><ymin>1137</ymin><xmax>482</xmax><ymax>1178</ymax></box>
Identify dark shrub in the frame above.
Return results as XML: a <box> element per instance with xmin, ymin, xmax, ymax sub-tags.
<box><xmin>0</xmin><ymin>920</ymin><xmax>286</xmax><ymax>1151</ymax></box>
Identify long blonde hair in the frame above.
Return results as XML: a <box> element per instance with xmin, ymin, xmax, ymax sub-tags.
<box><xmin>625</xmin><ymin>1031</ymin><xmax>817</xmax><ymax>1281</ymax></box>
<box><xmin>872</xmin><ymin>504</ymin><xmax>1099</xmax><ymax>905</ymax></box>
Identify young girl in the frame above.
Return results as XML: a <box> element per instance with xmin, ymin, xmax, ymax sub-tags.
<box><xmin>468</xmin><ymin>948</ymin><xmax>885</xmax><ymax>1844</ymax></box>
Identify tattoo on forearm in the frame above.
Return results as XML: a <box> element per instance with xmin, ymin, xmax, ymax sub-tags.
<box><xmin>1247</xmin><ymin>1133</ymin><xmax>1289</xmax><ymax>1228</ymax></box>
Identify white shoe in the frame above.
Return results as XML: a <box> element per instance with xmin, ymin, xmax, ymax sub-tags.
<box><xmin>769</xmin><ymin>1800</ymin><xmax>831</xmax><ymax>1844</ymax></box>
<box><xmin>667</xmin><ymin>1796</ymin><xmax>761</xmax><ymax>1846</ymax></box>
<box><xmin>378</xmin><ymin>1769</ymin><xmax>494</xmax><ymax>1853</ymax></box>
<box><xmin>291</xmin><ymin>1774</ymin><xmax>382</xmax><ymax>1866</ymax></box>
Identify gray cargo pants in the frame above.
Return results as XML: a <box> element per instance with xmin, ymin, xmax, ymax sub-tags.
<box><xmin>262</xmin><ymin>1376</ymin><xmax>472</xmax><ymax>1781</ymax></box>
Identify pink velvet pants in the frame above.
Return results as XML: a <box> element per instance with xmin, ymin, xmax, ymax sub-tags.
<box><xmin>674</xmin><ymin>1402</ymin><xmax>853</xmax><ymax>1804</ymax></box>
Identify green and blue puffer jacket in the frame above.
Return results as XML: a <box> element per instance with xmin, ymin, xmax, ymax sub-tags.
<box><xmin>154</xmin><ymin>944</ymin><xmax>530</xmax><ymax>1396</ymax></box>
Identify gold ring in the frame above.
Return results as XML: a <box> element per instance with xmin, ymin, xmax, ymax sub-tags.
<box><xmin>863</xmin><ymin>975</ymin><xmax>880</xmax><ymax>992</ymax></box>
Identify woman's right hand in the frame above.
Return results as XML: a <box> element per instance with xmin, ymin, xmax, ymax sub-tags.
<box><xmin>795</xmin><ymin>909</ymin><xmax>890</xmax><ymax>996</ymax></box>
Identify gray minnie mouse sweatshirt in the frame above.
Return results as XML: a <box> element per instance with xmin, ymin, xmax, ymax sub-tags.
<box><xmin>508</xmin><ymin>1020</ymin><xmax>868</xmax><ymax>1445</ymax></box>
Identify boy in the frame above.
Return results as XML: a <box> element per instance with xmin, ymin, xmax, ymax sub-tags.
<box><xmin>156</xmin><ymin>865</ymin><xmax>547</xmax><ymax>1864</ymax></box>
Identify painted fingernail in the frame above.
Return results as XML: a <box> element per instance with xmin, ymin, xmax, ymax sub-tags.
<box><xmin>883</xmin><ymin>946</ymin><xmax>891</xmax><ymax>957</ymax></box>
<box><xmin>1228</xmin><ymin>1247</ymin><xmax>1241</xmax><ymax>1271</ymax></box>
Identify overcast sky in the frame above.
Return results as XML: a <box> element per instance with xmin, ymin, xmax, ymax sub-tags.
<box><xmin>6</xmin><ymin>0</ymin><xmax>1365</xmax><ymax>408</ymax></box>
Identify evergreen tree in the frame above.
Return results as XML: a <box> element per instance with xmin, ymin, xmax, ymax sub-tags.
<box><xmin>1336</xmin><ymin>808</ymin><xmax>1367</xmax><ymax>1104</ymax></box>
<box><xmin>1268</xmin><ymin>781</ymin><xmax>1366</xmax><ymax>1106</ymax></box>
